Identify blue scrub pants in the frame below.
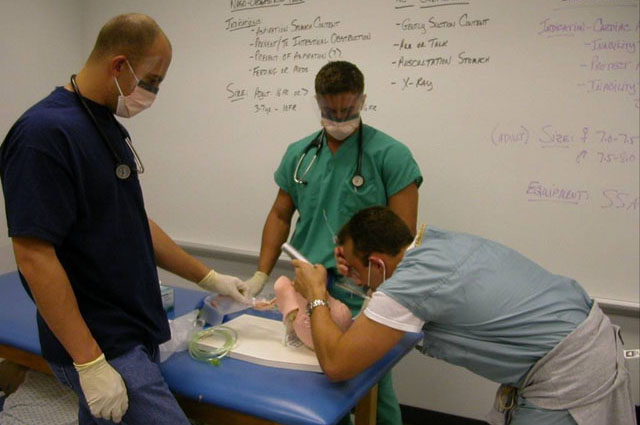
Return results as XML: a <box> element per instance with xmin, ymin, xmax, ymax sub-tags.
<box><xmin>48</xmin><ymin>345</ymin><xmax>190</xmax><ymax>425</ymax></box>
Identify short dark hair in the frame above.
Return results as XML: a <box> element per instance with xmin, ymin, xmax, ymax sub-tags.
<box><xmin>88</xmin><ymin>13</ymin><xmax>166</xmax><ymax>64</ymax></box>
<box><xmin>315</xmin><ymin>61</ymin><xmax>364</xmax><ymax>95</ymax></box>
<box><xmin>337</xmin><ymin>206</ymin><xmax>414</xmax><ymax>265</ymax></box>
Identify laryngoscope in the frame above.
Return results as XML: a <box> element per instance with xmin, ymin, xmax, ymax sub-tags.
<box><xmin>281</xmin><ymin>243</ymin><xmax>310</xmax><ymax>263</ymax></box>
<box><xmin>282</xmin><ymin>243</ymin><xmax>370</xmax><ymax>300</ymax></box>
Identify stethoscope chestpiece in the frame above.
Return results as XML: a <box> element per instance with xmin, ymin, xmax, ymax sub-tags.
<box><xmin>351</xmin><ymin>174</ymin><xmax>364</xmax><ymax>188</ymax></box>
<box><xmin>115</xmin><ymin>163</ymin><xmax>132</xmax><ymax>180</ymax></box>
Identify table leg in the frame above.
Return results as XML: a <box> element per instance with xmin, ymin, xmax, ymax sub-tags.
<box><xmin>354</xmin><ymin>383</ymin><xmax>378</xmax><ymax>425</ymax></box>
<box><xmin>176</xmin><ymin>395</ymin><xmax>279</xmax><ymax>425</ymax></box>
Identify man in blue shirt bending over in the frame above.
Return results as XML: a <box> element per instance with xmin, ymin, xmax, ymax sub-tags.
<box><xmin>293</xmin><ymin>206</ymin><xmax>636</xmax><ymax>425</ymax></box>
<box><xmin>0</xmin><ymin>13</ymin><xmax>247</xmax><ymax>425</ymax></box>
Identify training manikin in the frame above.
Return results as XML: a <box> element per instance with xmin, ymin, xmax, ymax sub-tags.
<box><xmin>273</xmin><ymin>276</ymin><xmax>353</xmax><ymax>350</ymax></box>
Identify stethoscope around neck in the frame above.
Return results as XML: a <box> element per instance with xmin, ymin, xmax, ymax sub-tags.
<box><xmin>70</xmin><ymin>74</ymin><xmax>144</xmax><ymax>180</ymax></box>
<box><xmin>293</xmin><ymin>123</ymin><xmax>365</xmax><ymax>188</ymax></box>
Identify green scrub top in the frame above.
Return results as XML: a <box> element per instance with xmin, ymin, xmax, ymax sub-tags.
<box><xmin>275</xmin><ymin>124</ymin><xmax>422</xmax><ymax>270</ymax></box>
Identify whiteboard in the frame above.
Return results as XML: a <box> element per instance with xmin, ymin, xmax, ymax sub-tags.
<box><xmin>84</xmin><ymin>0</ymin><xmax>639</xmax><ymax>304</ymax></box>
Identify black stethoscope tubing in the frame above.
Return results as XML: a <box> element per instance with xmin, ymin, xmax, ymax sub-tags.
<box><xmin>70</xmin><ymin>74</ymin><xmax>135</xmax><ymax>180</ymax></box>
<box><xmin>293</xmin><ymin>122</ymin><xmax>365</xmax><ymax>188</ymax></box>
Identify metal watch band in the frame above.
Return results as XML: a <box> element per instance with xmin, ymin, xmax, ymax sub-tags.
<box><xmin>307</xmin><ymin>299</ymin><xmax>329</xmax><ymax>316</ymax></box>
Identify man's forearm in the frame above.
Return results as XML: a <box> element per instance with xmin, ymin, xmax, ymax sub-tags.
<box><xmin>309</xmin><ymin>305</ymin><xmax>348</xmax><ymax>379</ymax></box>
<box><xmin>148</xmin><ymin>219</ymin><xmax>209</xmax><ymax>283</ymax></box>
<box><xmin>304</xmin><ymin>279</ymin><xmax>347</xmax><ymax>378</ymax></box>
<box><xmin>13</xmin><ymin>238</ymin><xmax>101</xmax><ymax>364</ymax></box>
<box><xmin>257</xmin><ymin>211</ymin><xmax>291</xmax><ymax>275</ymax></box>
<box><xmin>311</xmin><ymin>308</ymin><xmax>406</xmax><ymax>382</ymax></box>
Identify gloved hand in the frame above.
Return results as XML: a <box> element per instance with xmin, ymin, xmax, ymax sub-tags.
<box><xmin>198</xmin><ymin>269</ymin><xmax>249</xmax><ymax>303</ymax></box>
<box><xmin>74</xmin><ymin>353</ymin><xmax>128</xmax><ymax>423</ymax></box>
<box><xmin>245</xmin><ymin>271</ymin><xmax>269</xmax><ymax>296</ymax></box>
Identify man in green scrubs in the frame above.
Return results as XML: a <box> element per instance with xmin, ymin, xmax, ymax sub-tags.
<box><xmin>245</xmin><ymin>61</ymin><xmax>422</xmax><ymax>425</ymax></box>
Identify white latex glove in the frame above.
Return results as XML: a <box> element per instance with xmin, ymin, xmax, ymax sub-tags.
<box><xmin>245</xmin><ymin>271</ymin><xmax>269</xmax><ymax>296</ymax></box>
<box><xmin>198</xmin><ymin>269</ymin><xmax>249</xmax><ymax>303</ymax></box>
<box><xmin>74</xmin><ymin>353</ymin><xmax>128</xmax><ymax>423</ymax></box>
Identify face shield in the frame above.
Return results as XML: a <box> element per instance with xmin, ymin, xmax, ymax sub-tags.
<box><xmin>316</xmin><ymin>93</ymin><xmax>366</xmax><ymax>141</ymax></box>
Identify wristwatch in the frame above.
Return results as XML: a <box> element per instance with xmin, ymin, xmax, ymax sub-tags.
<box><xmin>306</xmin><ymin>299</ymin><xmax>329</xmax><ymax>316</ymax></box>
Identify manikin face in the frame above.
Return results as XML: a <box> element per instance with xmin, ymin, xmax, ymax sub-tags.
<box><xmin>341</xmin><ymin>238</ymin><xmax>386</xmax><ymax>292</ymax></box>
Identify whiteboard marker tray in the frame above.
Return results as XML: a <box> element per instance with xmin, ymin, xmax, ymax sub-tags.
<box><xmin>197</xmin><ymin>314</ymin><xmax>322</xmax><ymax>373</ymax></box>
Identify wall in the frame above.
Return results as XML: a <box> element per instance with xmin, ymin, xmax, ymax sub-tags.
<box><xmin>0</xmin><ymin>0</ymin><xmax>86</xmax><ymax>264</ymax></box>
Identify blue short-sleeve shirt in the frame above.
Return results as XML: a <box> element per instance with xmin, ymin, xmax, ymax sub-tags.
<box><xmin>380</xmin><ymin>227</ymin><xmax>592</xmax><ymax>385</ymax></box>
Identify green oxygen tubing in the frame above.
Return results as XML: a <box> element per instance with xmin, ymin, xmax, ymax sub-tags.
<box><xmin>188</xmin><ymin>325</ymin><xmax>237</xmax><ymax>366</ymax></box>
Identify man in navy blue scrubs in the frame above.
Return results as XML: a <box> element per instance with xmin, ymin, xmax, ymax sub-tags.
<box><xmin>0</xmin><ymin>14</ymin><xmax>247</xmax><ymax>424</ymax></box>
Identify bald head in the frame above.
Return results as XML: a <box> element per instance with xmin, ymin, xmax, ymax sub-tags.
<box><xmin>88</xmin><ymin>13</ymin><xmax>170</xmax><ymax>66</ymax></box>
<box><xmin>70</xmin><ymin>13</ymin><xmax>172</xmax><ymax>112</ymax></box>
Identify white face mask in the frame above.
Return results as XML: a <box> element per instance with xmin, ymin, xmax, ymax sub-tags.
<box><xmin>114</xmin><ymin>61</ymin><xmax>157</xmax><ymax>118</ymax></box>
<box><xmin>321</xmin><ymin>116</ymin><xmax>360</xmax><ymax>141</ymax></box>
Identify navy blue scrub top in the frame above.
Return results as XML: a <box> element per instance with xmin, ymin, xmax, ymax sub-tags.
<box><xmin>0</xmin><ymin>87</ymin><xmax>170</xmax><ymax>365</ymax></box>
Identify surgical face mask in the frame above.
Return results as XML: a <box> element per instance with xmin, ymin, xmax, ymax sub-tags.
<box><xmin>321</xmin><ymin>116</ymin><xmax>360</xmax><ymax>141</ymax></box>
<box><xmin>114</xmin><ymin>60</ymin><xmax>157</xmax><ymax>118</ymax></box>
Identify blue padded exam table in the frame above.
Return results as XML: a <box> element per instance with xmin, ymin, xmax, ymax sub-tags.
<box><xmin>0</xmin><ymin>271</ymin><xmax>422</xmax><ymax>425</ymax></box>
